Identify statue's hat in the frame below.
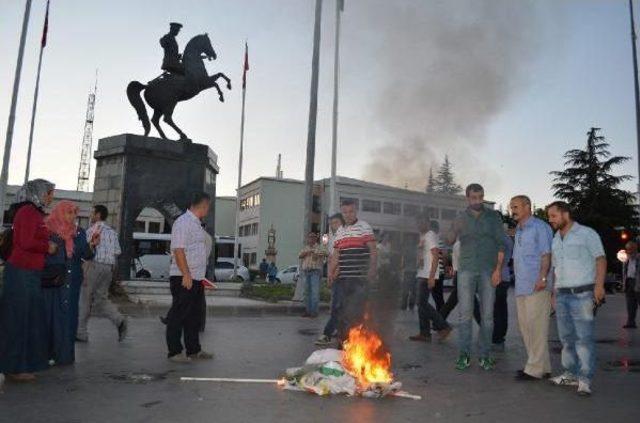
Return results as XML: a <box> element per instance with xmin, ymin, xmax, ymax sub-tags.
<box><xmin>170</xmin><ymin>22</ymin><xmax>183</xmax><ymax>28</ymax></box>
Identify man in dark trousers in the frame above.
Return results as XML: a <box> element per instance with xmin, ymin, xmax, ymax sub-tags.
<box><xmin>166</xmin><ymin>192</ymin><xmax>213</xmax><ymax>363</ymax></box>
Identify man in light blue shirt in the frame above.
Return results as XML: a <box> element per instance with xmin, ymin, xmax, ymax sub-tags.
<box><xmin>510</xmin><ymin>195</ymin><xmax>553</xmax><ymax>381</ymax></box>
<box><xmin>547</xmin><ymin>201</ymin><xmax>606</xmax><ymax>397</ymax></box>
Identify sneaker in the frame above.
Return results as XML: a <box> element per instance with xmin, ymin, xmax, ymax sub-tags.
<box><xmin>478</xmin><ymin>357</ymin><xmax>496</xmax><ymax>371</ymax></box>
<box><xmin>315</xmin><ymin>335</ymin><xmax>331</xmax><ymax>346</ymax></box>
<box><xmin>436</xmin><ymin>327</ymin><xmax>452</xmax><ymax>342</ymax></box>
<box><xmin>409</xmin><ymin>334</ymin><xmax>431</xmax><ymax>342</ymax></box>
<box><xmin>549</xmin><ymin>373</ymin><xmax>579</xmax><ymax>386</ymax></box>
<box><xmin>117</xmin><ymin>319</ymin><xmax>128</xmax><ymax>342</ymax></box>
<box><xmin>168</xmin><ymin>353</ymin><xmax>192</xmax><ymax>363</ymax></box>
<box><xmin>455</xmin><ymin>353</ymin><xmax>471</xmax><ymax>371</ymax></box>
<box><xmin>577</xmin><ymin>380</ymin><xmax>592</xmax><ymax>396</ymax></box>
<box><xmin>188</xmin><ymin>351</ymin><xmax>214</xmax><ymax>360</ymax></box>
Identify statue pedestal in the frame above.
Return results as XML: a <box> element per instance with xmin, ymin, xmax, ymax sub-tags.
<box><xmin>92</xmin><ymin>133</ymin><xmax>219</xmax><ymax>279</ymax></box>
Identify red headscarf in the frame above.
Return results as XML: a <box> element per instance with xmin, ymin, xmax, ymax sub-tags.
<box><xmin>45</xmin><ymin>200</ymin><xmax>78</xmax><ymax>258</ymax></box>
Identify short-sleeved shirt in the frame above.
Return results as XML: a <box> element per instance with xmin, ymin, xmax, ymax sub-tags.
<box><xmin>170</xmin><ymin>210</ymin><xmax>209</xmax><ymax>280</ymax></box>
<box><xmin>333</xmin><ymin>219</ymin><xmax>375</xmax><ymax>281</ymax></box>
<box><xmin>299</xmin><ymin>243</ymin><xmax>328</xmax><ymax>271</ymax></box>
<box><xmin>552</xmin><ymin>222</ymin><xmax>605</xmax><ymax>289</ymax></box>
<box><xmin>513</xmin><ymin>217</ymin><xmax>553</xmax><ymax>296</ymax></box>
<box><xmin>456</xmin><ymin>207</ymin><xmax>505</xmax><ymax>273</ymax></box>
<box><xmin>417</xmin><ymin>231</ymin><xmax>440</xmax><ymax>279</ymax></box>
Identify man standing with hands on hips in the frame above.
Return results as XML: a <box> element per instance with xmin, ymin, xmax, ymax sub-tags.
<box><xmin>510</xmin><ymin>195</ymin><xmax>554</xmax><ymax>381</ymax></box>
<box><xmin>166</xmin><ymin>192</ymin><xmax>214</xmax><ymax>363</ymax></box>
<box><xmin>547</xmin><ymin>201</ymin><xmax>606</xmax><ymax>396</ymax></box>
<box><xmin>447</xmin><ymin>183</ymin><xmax>504</xmax><ymax>371</ymax></box>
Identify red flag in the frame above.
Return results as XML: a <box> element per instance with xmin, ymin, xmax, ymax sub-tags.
<box><xmin>41</xmin><ymin>0</ymin><xmax>50</xmax><ymax>48</ymax></box>
<box><xmin>242</xmin><ymin>42</ymin><xmax>249</xmax><ymax>89</ymax></box>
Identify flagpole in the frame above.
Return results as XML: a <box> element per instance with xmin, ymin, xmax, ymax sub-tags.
<box><xmin>630</xmin><ymin>0</ymin><xmax>640</xmax><ymax>227</ymax></box>
<box><xmin>24</xmin><ymin>38</ymin><xmax>45</xmax><ymax>184</ymax></box>
<box><xmin>233</xmin><ymin>42</ymin><xmax>248</xmax><ymax>279</ymax></box>
<box><xmin>0</xmin><ymin>0</ymin><xmax>32</xmax><ymax>226</ymax></box>
<box><xmin>329</xmin><ymin>0</ymin><xmax>342</xmax><ymax>216</ymax></box>
<box><xmin>303</xmin><ymin>0</ymin><xmax>323</xmax><ymax>242</ymax></box>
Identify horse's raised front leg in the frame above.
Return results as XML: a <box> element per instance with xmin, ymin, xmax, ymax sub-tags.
<box><xmin>151</xmin><ymin>109</ymin><xmax>167</xmax><ymax>139</ymax></box>
<box><xmin>210</xmin><ymin>72</ymin><xmax>231</xmax><ymax>90</ymax></box>
<box><xmin>163</xmin><ymin>104</ymin><xmax>189</xmax><ymax>141</ymax></box>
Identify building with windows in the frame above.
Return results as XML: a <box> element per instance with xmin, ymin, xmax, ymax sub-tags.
<box><xmin>214</xmin><ymin>196</ymin><xmax>237</xmax><ymax>236</ymax></box>
<box><xmin>236</xmin><ymin>175</ymin><xmax>490</xmax><ymax>269</ymax></box>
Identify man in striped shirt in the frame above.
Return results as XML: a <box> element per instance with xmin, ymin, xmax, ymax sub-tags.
<box><xmin>77</xmin><ymin>205</ymin><xmax>127</xmax><ymax>343</ymax></box>
<box><xmin>329</xmin><ymin>199</ymin><xmax>377</xmax><ymax>343</ymax></box>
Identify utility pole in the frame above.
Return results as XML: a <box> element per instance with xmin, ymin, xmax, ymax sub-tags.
<box><xmin>329</xmin><ymin>0</ymin><xmax>344</xmax><ymax>216</ymax></box>
<box><xmin>629</xmin><ymin>0</ymin><xmax>640</xmax><ymax>227</ymax></box>
<box><xmin>303</xmin><ymin>0</ymin><xmax>323</xmax><ymax>242</ymax></box>
<box><xmin>0</xmin><ymin>0</ymin><xmax>32</xmax><ymax>225</ymax></box>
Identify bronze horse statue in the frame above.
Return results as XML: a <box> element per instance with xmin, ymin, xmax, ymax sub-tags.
<box><xmin>127</xmin><ymin>33</ymin><xmax>231</xmax><ymax>140</ymax></box>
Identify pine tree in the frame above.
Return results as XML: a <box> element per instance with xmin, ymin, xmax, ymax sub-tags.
<box><xmin>435</xmin><ymin>155</ymin><xmax>462</xmax><ymax>195</ymax></box>
<box><xmin>426</xmin><ymin>168</ymin><xmax>436</xmax><ymax>193</ymax></box>
<box><xmin>551</xmin><ymin>127</ymin><xmax>636</xmax><ymax>264</ymax></box>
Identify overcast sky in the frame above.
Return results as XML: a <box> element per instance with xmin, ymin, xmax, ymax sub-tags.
<box><xmin>1</xmin><ymin>0</ymin><xmax>638</xmax><ymax>209</ymax></box>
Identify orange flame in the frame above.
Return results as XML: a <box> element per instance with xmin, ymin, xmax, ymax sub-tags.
<box><xmin>342</xmin><ymin>324</ymin><xmax>393</xmax><ymax>388</ymax></box>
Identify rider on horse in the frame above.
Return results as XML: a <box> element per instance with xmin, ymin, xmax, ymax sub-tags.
<box><xmin>160</xmin><ymin>22</ymin><xmax>185</xmax><ymax>75</ymax></box>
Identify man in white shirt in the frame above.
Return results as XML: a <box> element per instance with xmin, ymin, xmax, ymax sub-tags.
<box><xmin>623</xmin><ymin>241</ymin><xmax>640</xmax><ymax>329</ymax></box>
<box><xmin>166</xmin><ymin>192</ymin><xmax>214</xmax><ymax>363</ymax></box>
<box><xmin>77</xmin><ymin>205</ymin><xmax>126</xmax><ymax>343</ymax></box>
<box><xmin>409</xmin><ymin>220</ymin><xmax>451</xmax><ymax>342</ymax></box>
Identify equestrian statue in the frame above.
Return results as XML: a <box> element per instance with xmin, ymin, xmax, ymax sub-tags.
<box><xmin>127</xmin><ymin>22</ymin><xmax>231</xmax><ymax>141</ymax></box>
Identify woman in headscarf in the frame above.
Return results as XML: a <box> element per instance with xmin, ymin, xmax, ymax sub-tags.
<box><xmin>0</xmin><ymin>179</ymin><xmax>56</xmax><ymax>382</ymax></box>
<box><xmin>42</xmin><ymin>200</ymin><xmax>95</xmax><ymax>365</ymax></box>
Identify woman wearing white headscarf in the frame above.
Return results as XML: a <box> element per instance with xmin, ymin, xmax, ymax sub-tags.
<box><xmin>0</xmin><ymin>179</ymin><xmax>56</xmax><ymax>382</ymax></box>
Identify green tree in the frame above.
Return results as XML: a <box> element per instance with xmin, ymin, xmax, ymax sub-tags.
<box><xmin>426</xmin><ymin>167</ymin><xmax>436</xmax><ymax>193</ymax></box>
<box><xmin>551</xmin><ymin>127</ymin><xmax>636</xmax><ymax>265</ymax></box>
<box><xmin>434</xmin><ymin>155</ymin><xmax>462</xmax><ymax>195</ymax></box>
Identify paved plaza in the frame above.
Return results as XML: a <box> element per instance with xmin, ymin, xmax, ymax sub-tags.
<box><xmin>0</xmin><ymin>292</ymin><xmax>638</xmax><ymax>423</ymax></box>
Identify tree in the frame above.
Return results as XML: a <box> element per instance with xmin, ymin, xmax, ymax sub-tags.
<box><xmin>434</xmin><ymin>155</ymin><xmax>462</xmax><ymax>195</ymax></box>
<box><xmin>551</xmin><ymin>127</ymin><xmax>637</xmax><ymax>266</ymax></box>
<box><xmin>426</xmin><ymin>168</ymin><xmax>436</xmax><ymax>193</ymax></box>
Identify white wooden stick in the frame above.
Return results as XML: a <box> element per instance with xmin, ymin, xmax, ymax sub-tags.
<box><xmin>391</xmin><ymin>391</ymin><xmax>422</xmax><ymax>400</ymax></box>
<box><xmin>180</xmin><ymin>377</ymin><xmax>281</xmax><ymax>384</ymax></box>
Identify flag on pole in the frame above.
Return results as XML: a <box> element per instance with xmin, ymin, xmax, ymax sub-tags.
<box><xmin>41</xmin><ymin>0</ymin><xmax>50</xmax><ymax>48</ymax></box>
<box><xmin>242</xmin><ymin>42</ymin><xmax>249</xmax><ymax>89</ymax></box>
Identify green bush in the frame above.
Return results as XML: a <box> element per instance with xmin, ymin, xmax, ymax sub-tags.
<box><xmin>240</xmin><ymin>283</ymin><xmax>294</xmax><ymax>303</ymax></box>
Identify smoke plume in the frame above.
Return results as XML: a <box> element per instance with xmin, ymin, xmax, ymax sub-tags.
<box><xmin>359</xmin><ymin>0</ymin><xmax>539</xmax><ymax>191</ymax></box>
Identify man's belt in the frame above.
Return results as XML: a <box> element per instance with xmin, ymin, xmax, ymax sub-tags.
<box><xmin>556</xmin><ymin>284</ymin><xmax>594</xmax><ymax>295</ymax></box>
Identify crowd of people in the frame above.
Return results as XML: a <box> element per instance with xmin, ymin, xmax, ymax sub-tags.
<box><xmin>302</xmin><ymin>183</ymin><xmax>608</xmax><ymax>397</ymax></box>
<box><xmin>0</xmin><ymin>179</ymin><xmax>615</xmax><ymax>398</ymax></box>
<box><xmin>0</xmin><ymin>179</ymin><xmax>126</xmax><ymax>383</ymax></box>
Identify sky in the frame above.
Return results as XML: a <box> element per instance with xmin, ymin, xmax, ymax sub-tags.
<box><xmin>0</xmin><ymin>0</ymin><xmax>639</xmax><ymax>210</ymax></box>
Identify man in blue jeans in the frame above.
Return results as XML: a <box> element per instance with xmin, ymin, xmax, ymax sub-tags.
<box><xmin>316</xmin><ymin>213</ymin><xmax>344</xmax><ymax>345</ymax></box>
<box><xmin>547</xmin><ymin>201</ymin><xmax>606</xmax><ymax>396</ymax></box>
<box><xmin>447</xmin><ymin>183</ymin><xmax>505</xmax><ymax>371</ymax></box>
<box><xmin>298</xmin><ymin>232</ymin><xmax>327</xmax><ymax>318</ymax></box>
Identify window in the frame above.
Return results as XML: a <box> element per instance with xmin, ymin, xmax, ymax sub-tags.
<box><xmin>134</xmin><ymin>220</ymin><xmax>146</xmax><ymax>232</ymax></box>
<box><xmin>242</xmin><ymin>253</ymin><xmax>250</xmax><ymax>266</ymax></box>
<box><xmin>441</xmin><ymin>209</ymin><xmax>458</xmax><ymax>220</ymax></box>
<box><xmin>148</xmin><ymin>222</ymin><xmax>161</xmax><ymax>233</ymax></box>
<box><xmin>253</xmin><ymin>193</ymin><xmax>260</xmax><ymax>207</ymax></box>
<box><xmin>424</xmin><ymin>207</ymin><xmax>439</xmax><ymax>219</ymax></box>
<box><xmin>312</xmin><ymin>195</ymin><xmax>321</xmax><ymax>213</ymax></box>
<box><xmin>362</xmin><ymin>199</ymin><xmax>381</xmax><ymax>213</ymax></box>
<box><xmin>251</xmin><ymin>223</ymin><xmax>259</xmax><ymax>235</ymax></box>
<box><xmin>340</xmin><ymin>197</ymin><xmax>359</xmax><ymax>210</ymax></box>
<box><xmin>383</xmin><ymin>202</ymin><xmax>401</xmax><ymax>215</ymax></box>
<box><xmin>403</xmin><ymin>204</ymin><xmax>419</xmax><ymax>217</ymax></box>
<box><xmin>250</xmin><ymin>252</ymin><xmax>257</xmax><ymax>265</ymax></box>
<box><xmin>239</xmin><ymin>226</ymin><xmax>244</xmax><ymax>237</ymax></box>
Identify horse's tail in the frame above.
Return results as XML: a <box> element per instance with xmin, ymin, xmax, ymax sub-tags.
<box><xmin>126</xmin><ymin>81</ymin><xmax>150</xmax><ymax>135</ymax></box>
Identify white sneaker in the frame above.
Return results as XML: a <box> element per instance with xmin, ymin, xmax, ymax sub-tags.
<box><xmin>577</xmin><ymin>380</ymin><xmax>592</xmax><ymax>396</ymax></box>
<box><xmin>549</xmin><ymin>373</ymin><xmax>579</xmax><ymax>386</ymax></box>
<box><xmin>168</xmin><ymin>353</ymin><xmax>192</xmax><ymax>363</ymax></box>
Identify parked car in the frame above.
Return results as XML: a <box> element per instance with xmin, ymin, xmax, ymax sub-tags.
<box><xmin>276</xmin><ymin>265</ymin><xmax>299</xmax><ymax>285</ymax></box>
<box><xmin>132</xmin><ymin>254</ymin><xmax>171</xmax><ymax>280</ymax></box>
<box><xmin>214</xmin><ymin>258</ymin><xmax>250</xmax><ymax>282</ymax></box>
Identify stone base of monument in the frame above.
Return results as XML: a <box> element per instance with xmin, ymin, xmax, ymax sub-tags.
<box><xmin>92</xmin><ymin>134</ymin><xmax>219</xmax><ymax>280</ymax></box>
